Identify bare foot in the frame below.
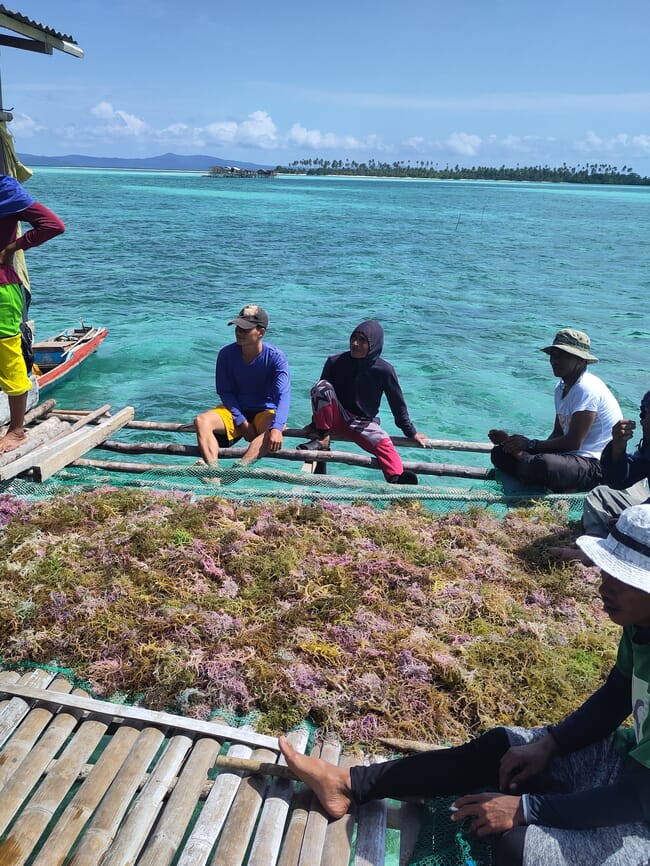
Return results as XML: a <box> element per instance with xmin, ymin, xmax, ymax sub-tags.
<box><xmin>488</xmin><ymin>429</ymin><xmax>508</xmax><ymax>445</ymax></box>
<box><xmin>548</xmin><ymin>546</ymin><xmax>593</xmax><ymax>565</ymax></box>
<box><xmin>0</xmin><ymin>429</ymin><xmax>26</xmax><ymax>453</ymax></box>
<box><xmin>279</xmin><ymin>735</ymin><xmax>353</xmax><ymax>819</ymax></box>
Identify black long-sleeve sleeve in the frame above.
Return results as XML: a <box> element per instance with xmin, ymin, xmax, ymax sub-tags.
<box><xmin>524</xmin><ymin>758</ymin><xmax>650</xmax><ymax>829</ymax></box>
<box><xmin>549</xmin><ymin>665</ymin><xmax>630</xmax><ymax>754</ymax></box>
<box><xmin>601</xmin><ymin>441</ymin><xmax>650</xmax><ymax>489</ymax></box>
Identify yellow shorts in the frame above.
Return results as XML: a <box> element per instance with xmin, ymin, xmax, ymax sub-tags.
<box><xmin>213</xmin><ymin>406</ymin><xmax>276</xmax><ymax>443</ymax></box>
<box><xmin>0</xmin><ymin>332</ymin><xmax>31</xmax><ymax>396</ymax></box>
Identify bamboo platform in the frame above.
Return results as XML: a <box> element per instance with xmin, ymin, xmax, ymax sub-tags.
<box><xmin>0</xmin><ymin>401</ymin><xmax>135</xmax><ymax>483</ymax></box>
<box><xmin>0</xmin><ymin>668</ymin><xmax>423</xmax><ymax>865</ymax></box>
<box><xmin>40</xmin><ymin>411</ymin><xmax>491</xmax><ymax>482</ymax></box>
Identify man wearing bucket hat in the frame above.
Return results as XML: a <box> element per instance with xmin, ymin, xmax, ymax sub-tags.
<box><xmin>488</xmin><ymin>328</ymin><xmax>622</xmax><ymax>492</ymax></box>
<box><xmin>279</xmin><ymin>504</ymin><xmax>650</xmax><ymax>866</ymax></box>
<box><xmin>194</xmin><ymin>304</ymin><xmax>290</xmax><ymax>468</ymax></box>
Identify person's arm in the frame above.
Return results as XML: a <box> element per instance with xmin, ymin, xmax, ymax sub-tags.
<box><xmin>549</xmin><ymin>665</ymin><xmax>631</xmax><ymax>754</ymax></box>
<box><xmin>531</xmin><ymin>410</ymin><xmax>596</xmax><ymax>453</ymax></box>
<box><xmin>11</xmin><ymin>202</ymin><xmax>64</xmax><ymax>252</ymax></box>
<box><xmin>215</xmin><ymin>349</ymin><xmax>246</xmax><ymax>427</ymax></box>
<box><xmin>523</xmin><ymin>771</ymin><xmax>649</xmax><ymax>829</ymax></box>
<box><xmin>383</xmin><ymin>367</ymin><xmax>418</xmax><ymax>439</ymax></box>
<box><xmin>270</xmin><ymin>352</ymin><xmax>291</xmax><ymax>431</ymax></box>
<box><xmin>601</xmin><ymin>428</ymin><xmax>650</xmax><ymax>489</ymax></box>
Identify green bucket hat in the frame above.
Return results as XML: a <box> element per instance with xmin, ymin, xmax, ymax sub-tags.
<box><xmin>541</xmin><ymin>328</ymin><xmax>598</xmax><ymax>362</ymax></box>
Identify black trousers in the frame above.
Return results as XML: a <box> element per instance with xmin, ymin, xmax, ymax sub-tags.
<box><xmin>490</xmin><ymin>446</ymin><xmax>602</xmax><ymax>493</ymax></box>
<box><xmin>350</xmin><ymin>727</ymin><xmax>526</xmax><ymax>866</ymax></box>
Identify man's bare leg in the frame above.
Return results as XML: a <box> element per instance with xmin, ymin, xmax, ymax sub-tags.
<box><xmin>0</xmin><ymin>392</ymin><xmax>28</xmax><ymax>453</ymax></box>
<box><xmin>279</xmin><ymin>735</ymin><xmax>354</xmax><ymax>819</ymax></box>
<box><xmin>239</xmin><ymin>416</ymin><xmax>281</xmax><ymax>466</ymax></box>
<box><xmin>194</xmin><ymin>410</ymin><xmax>226</xmax><ymax>465</ymax></box>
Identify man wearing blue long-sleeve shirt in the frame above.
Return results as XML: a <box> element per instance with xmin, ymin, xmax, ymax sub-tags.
<box><xmin>194</xmin><ymin>305</ymin><xmax>290</xmax><ymax>467</ymax></box>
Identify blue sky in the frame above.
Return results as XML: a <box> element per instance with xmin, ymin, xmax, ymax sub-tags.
<box><xmin>2</xmin><ymin>0</ymin><xmax>650</xmax><ymax>171</ymax></box>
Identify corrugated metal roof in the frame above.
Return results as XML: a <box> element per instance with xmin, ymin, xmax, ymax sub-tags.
<box><xmin>0</xmin><ymin>4</ymin><xmax>77</xmax><ymax>44</ymax></box>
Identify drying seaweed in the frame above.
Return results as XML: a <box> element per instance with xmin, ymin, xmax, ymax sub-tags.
<box><xmin>0</xmin><ymin>488</ymin><xmax>616</xmax><ymax>746</ymax></box>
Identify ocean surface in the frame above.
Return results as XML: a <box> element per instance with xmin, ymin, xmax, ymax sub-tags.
<box><xmin>19</xmin><ymin>168</ymin><xmax>650</xmax><ymax>481</ymax></box>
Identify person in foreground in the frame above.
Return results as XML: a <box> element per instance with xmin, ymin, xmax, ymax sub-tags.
<box><xmin>297</xmin><ymin>319</ymin><xmax>427</xmax><ymax>484</ymax></box>
<box><xmin>489</xmin><ymin>328</ymin><xmax>621</xmax><ymax>493</ymax></box>
<box><xmin>194</xmin><ymin>305</ymin><xmax>290</xmax><ymax>468</ymax></box>
<box><xmin>0</xmin><ymin>174</ymin><xmax>64</xmax><ymax>453</ymax></box>
<box><xmin>281</xmin><ymin>503</ymin><xmax>650</xmax><ymax>866</ymax></box>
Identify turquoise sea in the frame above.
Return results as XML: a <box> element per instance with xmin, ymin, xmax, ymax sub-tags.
<box><xmin>19</xmin><ymin>168</ymin><xmax>650</xmax><ymax>482</ymax></box>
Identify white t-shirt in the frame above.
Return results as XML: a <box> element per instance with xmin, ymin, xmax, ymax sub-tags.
<box><xmin>554</xmin><ymin>369</ymin><xmax>622</xmax><ymax>459</ymax></box>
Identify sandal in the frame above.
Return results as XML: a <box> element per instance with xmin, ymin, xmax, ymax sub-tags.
<box><xmin>296</xmin><ymin>438</ymin><xmax>330</xmax><ymax>451</ymax></box>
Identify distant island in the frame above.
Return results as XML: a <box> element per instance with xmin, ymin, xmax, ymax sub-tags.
<box><xmin>277</xmin><ymin>159</ymin><xmax>650</xmax><ymax>185</ymax></box>
<box><xmin>17</xmin><ymin>152</ymin><xmax>274</xmax><ymax>172</ymax></box>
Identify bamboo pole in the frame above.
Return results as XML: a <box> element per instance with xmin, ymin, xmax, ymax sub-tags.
<box><xmin>127</xmin><ymin>736</ymin><xmax>220</xmax><ymax>866</ymax></box>
<box><xmin>176</xmin><ymin>740</ymin><xmax>254</xmax><ymax>866</ymax></box>
<box><xmin>208</xmin><ymin>744</ymin><xmax>278</xmax><ymax>866</ymax></box>
<box><xmin>93</xmin><ymin>440</ymin><xmax>490</xmax><ymax>479</ymax></box>
<box><xmin>119</xmin><ymin>419</ymin><xmax>493</xmax><ymax>453</ymax></box>
<box><xmin>69</xmin><ymin>726</ymin><xmax>168</xmax><ymax>866</ymax></box>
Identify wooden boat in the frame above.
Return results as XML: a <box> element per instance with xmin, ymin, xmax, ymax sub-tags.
<box><xmin>33</xmin><ymin>323</ymin><xmax>108</xmax><ymax>394</ymax></box>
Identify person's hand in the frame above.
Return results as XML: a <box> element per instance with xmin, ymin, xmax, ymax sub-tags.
<box><xmin>498</xmin><ymin>735</ymin><xmax>558</xmax><ymax>793</ymax></box>
<box><xmin>488</xmin><ymin>429</ymin><xmax>508</xmax><ymax>445</ymax></box>
<box><xmin>411</xmin><ymin>431</ymin><xmax>429</xmax><ymax>448</ymax></box>
<box><xmin>267</xmin><ymin>428</ymin><xmax>283</xmax><ymax>452</ymax></box>
<box><xmin>610</xmin><ymin>419</ymin><xmax>636</xmax><ymax>458</ymax></box>
<box><xmin>0</xmin><ymin>247</ymin><xmax>8</xmax><ymax>265</ymax></box>
<box><xmin>501</xmin><ymin>434</ymin><xmax>532</xmax><ymax>455</ymax></box>
<box><xmin>451</xmin><ymin>793</ymin><xmax>524</xmax><ymax>836</ymax></box>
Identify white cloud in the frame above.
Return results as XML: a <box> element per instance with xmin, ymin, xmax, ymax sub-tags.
<box><xmin>445</xmin><ymin>132</ymin><xmax>482</xmax><ymax>156</ymax></box>
<box><xmin>575</xmin><ymin>130</ymin><xmax>650</xmax><ymax>156</ymax></box>
<box><xmin>90</xmin><ymin>101</ymin><xmax>148</xmax><ymax>137</ymax></box>
<box><xmin>9</xmin><ymin>113</ymin><xmax>43</xmax><ymax>136</ymax></box>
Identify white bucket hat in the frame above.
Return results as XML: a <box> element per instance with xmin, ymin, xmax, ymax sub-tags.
<box><xmin>577</xmin><ymin>504</ymin><xmax>650</xmax><ymax>591</ymax></box>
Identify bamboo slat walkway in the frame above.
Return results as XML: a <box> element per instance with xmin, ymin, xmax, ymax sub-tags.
<box><xmin>0</xmin><ymin>669</ymin><xmax>422</xmax><ymax>865</ymax></box>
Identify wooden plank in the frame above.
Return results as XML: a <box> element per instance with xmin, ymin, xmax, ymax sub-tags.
<box><xmin>0</xmin><ymin>715</ymin><xmax>109</xmax><ymax>865</ymax></box>
<box><xmin>136</xmin><ymin>737</ymin><xmax>222</xmax><ymax>866</ymax></box>
<box><xmin>206</xmin><ymin>745</ymin><xmax>276</xmax><ymax>866</ymax></box>
<box><xmin>0</xmin><ymin>676</ymin><xmax>74</xmax><ymax>788</ymax></box>
<box><xmin>0</xmin><ymin>416</ymin><xmax>67</xmax><ymax>472</ymax></box>
<box><xmin>397</xmin><ymin>803</ymin><xmax>424</xmax><ymax>866</ymax></box>
<box><xmin>297</xmin><ymin>740</ymin><xmax>341</xmax><ymax>866</ymax></box>
<box><xmin>0</xmin><ymin>682</ymin><xmax>279</xmax><ymax>749</ymax></box>
<box><xmin>47</xmin><ymin>403</ymin><xmax>111</xmax><ymax>443</ymax></box>
<box><xmin>246</xmin><ymin>728</ymin><xmax>310</xmax><ymax>866</ymax></box>
<box><xmin>31</xmin><ymin>724</ymin><xmax>140</xmax><ymax>866</ymax></box>
<box><xmin>0</xmin><ymin>398</ymin><xmax>56</xmax><ymax>436</ymax></box>
<box><xmin>354</xmin><ymin>759</ymin><xmax>388</xmax><ymax>865</ymax></box>
<box><xmin>177</xmin><ymin>741</ymin><xmax>253</xmax><ymax>866</ymax></box>
<box><xmin>33</xmin><ymin>405</ymin><xmax>135</xmax><ymax>481</ymax></box>
<box><xmin>0</xmin><ymin>668</ymin><xmax>57</xmax><ymax>749</ymax></box>
<box><xmin>69</xmin><ymin>726</ymin><xmax>168</xmax><ymax>866</ymax></box>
